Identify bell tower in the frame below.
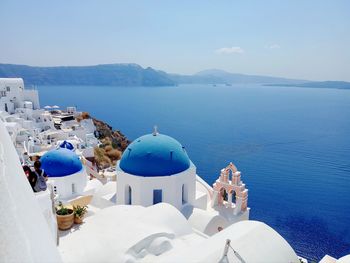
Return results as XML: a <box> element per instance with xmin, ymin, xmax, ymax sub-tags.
<box><xmin>211</xmin><ymin>162</ymin><xmax>249</xmax><ymax>216</ymax></box>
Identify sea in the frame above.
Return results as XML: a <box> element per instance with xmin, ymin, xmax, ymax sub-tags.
<box><xmin>37</xmin><ymin>84</ymin><xmax>350</xmax><ymax>261</ymax></box>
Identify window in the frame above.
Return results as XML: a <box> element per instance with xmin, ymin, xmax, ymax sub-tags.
<box><xmin>125</xmin><ymin>185</ymin><xmax>132</xmax><ymax>205</ymax></box>
<box><xmin>72</xmin><ymin>183</ymin><xmax>76</xmax><ymax>194</ymax></box>
<box><xmin>6</xmin><ymin>86</ymin><xmax>10</xmax><ymax>92</ymax></box>
<box><xmin>231</xmin><ymin>191</ymin><xmax>236</xmax><ymax>203</ymax></box>
<box><xmin>182</xmin><ymin>184</ymin><xmax>188</xmax><ymax>204</ymax></box>
<box><xmin>153</xmin><ymin>189</ymin><xmax>162</xmax><ymax>204</ymax></box>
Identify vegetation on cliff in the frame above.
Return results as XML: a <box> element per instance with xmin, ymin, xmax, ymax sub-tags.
<box><xmin>76</xmin><ymin>112</ymin><xmax>130</xmax><ymax>169</ymax></box>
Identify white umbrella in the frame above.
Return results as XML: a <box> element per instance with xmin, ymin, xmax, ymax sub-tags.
<box><xmin>52</xmin><ymin>105</ymin><xmax>60</xmax><ymax>109</ymax></box>
<box><xmin>44</xmin><ymin>105</ymin><xmax>52</xmax><ymax>109</ymax></box>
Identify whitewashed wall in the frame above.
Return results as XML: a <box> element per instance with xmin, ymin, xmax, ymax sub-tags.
<box><xmin>116</xmin><ymin>162</ymin><xmax>196</xmax><ymax>210</ymax></box>
<box><xmin>48</xmin><ymin>168</ymin><xmax>88</xmax><ymax>199</ymax></box>
<box><xmin>0</xmin><ymin>119</ymin><xmax>62</xmax><ymax>262</ymax></box>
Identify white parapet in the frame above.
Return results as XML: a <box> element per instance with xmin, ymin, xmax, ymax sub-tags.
<box><xmin>0</xmin><ymin>119</ymin><xmax>62</xmax><ymax>263</ymax></box>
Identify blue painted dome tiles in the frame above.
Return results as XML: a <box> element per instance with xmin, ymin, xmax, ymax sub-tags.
<box><xmin>41</xmin><ymin>148</ymin><xmax>83</xmax><ymax>177</ymax></box>
<box><xmin>59</xmin><ymin>140</ymin><xmax>74</xmax><ymax>150</ymax></box>
<box><xmin>119</xmin><ymin>133</ymin><xmax>191</xmax><ymax>177</ymax></box>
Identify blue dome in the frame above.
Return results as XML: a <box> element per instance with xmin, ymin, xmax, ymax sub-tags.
<box><xmin>119</xmin><ymin>133</ymin><xmax>191</xmax><ymax>177</ymax></box>
<box><xmin>59</xmin><ymin>140</ymin><xmax>74</xmax><ymax>150</ymax></box>
<box><xmin>41</xmin><ymin>148</ymin><xmax>83</xmax><ymax>177</ymax></box>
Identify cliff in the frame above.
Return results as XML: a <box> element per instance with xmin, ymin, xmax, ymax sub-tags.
<box><xmin>0</xmin><ymin>63</ymin><xmax>176</xmax><ymax>87</ymax></box>
<box><xmin>76</xmin><ymin>112</ymin><xmax>130</xmax><ymax>169</ymax></box>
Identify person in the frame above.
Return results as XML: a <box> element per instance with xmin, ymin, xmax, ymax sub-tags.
<box><xmin>34</xmin><ymin>160</ymin><xmax>48</xmax><ymax>179</ymax></box>
<box><xmin>33</xmin><ymin>160</ymin><xmax>48</xmax><ymax>192</ymax></box>
<box><xmin>23</xmin><ymin>165</ymin><xmax>37</xmax><ymax>192</ymax></box>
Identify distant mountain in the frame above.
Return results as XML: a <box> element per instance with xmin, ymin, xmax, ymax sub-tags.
<box><xmin>168</xmin><ymin>73</ymin><xmax>223</xmax><ymax>84</ymax></box>
<box><xmin>0</xmin><ymin>64</ymin><xmax>348</xmax><ymax>88</ymax></box>
<box><xmin>170</xmin><ymin>69</ymin><xmax>310</xmax><ymax>85</ymax></box>
<box><xmin>0</xmin><ymin>63</ymin><xmax>176</xmax><ymax>86</ymax></box>
<box><xmin>265</xmin><ymin>81</ymin><xmax>350</xmax><ymax>90</ymax></box>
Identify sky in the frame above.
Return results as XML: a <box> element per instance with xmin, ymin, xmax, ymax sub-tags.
<box><xmin>0</xmin><ymin>0</ymin><xmax>349</xmax><ymax>81</ymax></box>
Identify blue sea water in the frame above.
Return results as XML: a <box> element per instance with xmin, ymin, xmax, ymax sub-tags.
<box><xmin>38</xmin><ymin>84</ymin><xmax>350</xmax><ymax>261</ymax></box>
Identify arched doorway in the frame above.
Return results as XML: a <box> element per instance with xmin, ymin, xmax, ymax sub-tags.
<box><xmin>125</xmin><ymin>185</ymin><xmax>132</xmax><ymax>205</ymax></box>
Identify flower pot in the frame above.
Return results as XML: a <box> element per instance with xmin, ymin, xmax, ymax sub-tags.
<box><xmin>74</xmin><ymin>216</ymin><xmax>84</xmax><ymax>224</ymax></box>
<box><xmin>56</xmin><ymin>210</ymin><xmax>74</xmax><ymax>230</ymax></box>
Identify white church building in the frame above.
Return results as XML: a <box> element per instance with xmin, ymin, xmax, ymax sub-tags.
<box><xmin>40</xmin><ymin>144</ymin><xmax>102</xmax><ymax>200</ymax></box>
<box><xmin>116</xmin><ymin>130</ymin><xmax>196</xmax><ymax>210</ymax></box>
<box><xmin>115</xmin><ymin>128</ymin><xmax>251</xmax><ymax>236</ymax></box>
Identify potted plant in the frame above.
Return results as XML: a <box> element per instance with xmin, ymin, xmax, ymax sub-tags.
<box><xmin>56</xmin><ymin>202</ymin><xmax>74</xmax><ymax>230</ymax></box>
<box><xmin>73</xmin><ymin>205</ymin><xmax>88</xmax><ymax>224</ymax></box>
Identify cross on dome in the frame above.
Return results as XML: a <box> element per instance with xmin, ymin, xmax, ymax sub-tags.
<box><xmin>152</xmin><ymin>125</ymin><xmax>159</xmax><ymax>136</ymax></box>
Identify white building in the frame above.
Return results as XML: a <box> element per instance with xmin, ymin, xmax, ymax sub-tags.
<box><xmin>40</xmin><ymin>146</ymin><xmax>102</xmax><ymax>201</ymax></box>
<box><xmin>0</xmin><ymin>78</ymin><xmax>99</xmax><ymax>164</ymax></box>
<box><xmin>41</xmin><ymin>147</ymin><xmax>88</xmax><ymax>199</ymax></box>
<box><xmin>0</xmin><ymin>78</ymin><xmax>40</xmax><ymax>114</ymax></box>
<box><xmin>116</xmin><ymin>131</ymin><xmax>196</xmax><ymax>210</ymax></box>
<box><xmin>115</xmin><ymin>130</ymin><xmax>251</xmax><ymax>236</ymax></box>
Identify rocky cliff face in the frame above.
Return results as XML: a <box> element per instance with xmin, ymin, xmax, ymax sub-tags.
<box><xmin>77</xmin><ymin>112</ymin><xmax>130</xmax><ymax>169</ymax></box>
<box><xmin>92</xmin><ymin>117</ymin><xmax>130</xmax><ymax>151</ymax></box>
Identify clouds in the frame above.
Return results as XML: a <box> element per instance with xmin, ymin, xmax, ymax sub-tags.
<box><xmin>268</xmin><ymin>44</ymin><xmax>281</xmax><ymax>49</ymax></box>
<box><xmin>215</xmin><ymin>44</ymin><xmax>280</xmax><ymax>56</ymax></box>
<box><xmin>215</xmin><ymin>46</ymin><xmax>244</xmax><ymax>54</ymax></box>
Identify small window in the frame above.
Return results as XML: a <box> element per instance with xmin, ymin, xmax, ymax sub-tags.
<box><xmin>182</xmin><ymin>184</ymin><xmax>187</xmax><ymax>204</ymax></box>
<box><xmin>231</xmin><ymin>191</ymin><xmax>236</xmax><ymax>203</ymax></box>
<box><xmin>6</xmin><ymin>86</ymin><xmax>10</xmax><ymax>92</ymax></box>
<box><xmin>54</xmin><ymin>186</ymin><xmax>57</xmax><ymax>194</ymax></box>
<box><xmin>153</xmin><ymin>189</ymin><xmax>162</xmax><ymax>204</ymax></box>
<box><xmin>72</xmin><ymin>183</ymin><xmax>76</xmax><ymax>194</ymax></box>
<box><xmin>125</xmin><ymin>185</ymin><xmax>132</xmax><ymax>205</ymax></box>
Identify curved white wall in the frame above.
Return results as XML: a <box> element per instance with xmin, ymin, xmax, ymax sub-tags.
<box><xmin>186</xmin><ymin>208</ymin><xmax>229</xmax><ymax>236</ymax></box>
<box><xmin>172</xmin><ymin>220</ymin><xmax>299</xmax><ymax>263</ymax></box>
<box><xmin>116</xmin><ymin>162</ymin><xmax>196</xmax><ymax>210</ymax></box>
<box><xmin>48</xmin><ymin>168</ymin><xmax>88</xmax><ymax>200</ymax></box>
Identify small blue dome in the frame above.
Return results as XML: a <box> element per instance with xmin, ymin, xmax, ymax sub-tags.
<box><xmin>59</xmin><ymin>140</ymin><xmax>74</xmax><ymax>150</ymax></box>
<box><xmin>41</xmin><ymin>148</ymin><xmax>83</xmax><ymax>177</ymax></box>
<box><xmin>119</xmin><ymin>133</ymin><xmax>191</xmax><ymax>177</ymax></box>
